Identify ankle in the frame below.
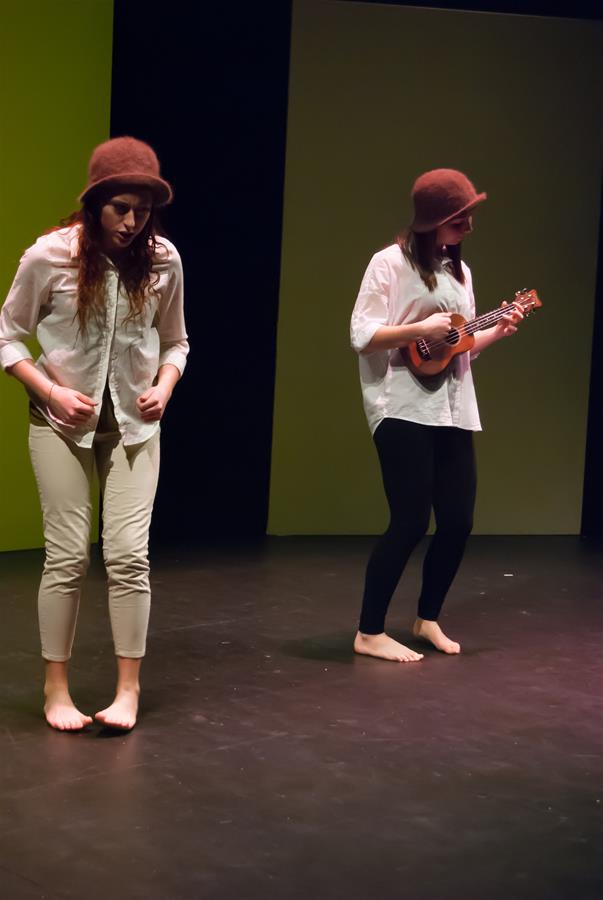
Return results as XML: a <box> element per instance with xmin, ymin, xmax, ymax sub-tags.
<box><xmin>44</xmin><ymin>661</ymin><xmax>70</xmax><ymax>692</ymax></box>
<box><xmin>115</xmin><ymin>682</ymin><xmax>140</xmax><ymax>697</ymax></box>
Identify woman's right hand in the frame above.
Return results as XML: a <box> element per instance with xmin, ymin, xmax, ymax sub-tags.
<box><xmin>47</xmin><ymin>385</ymin><xmax>96</xmax><ymax>427</ymax></box>
<box><xmin>418</xmin><ymin>312</ymin><xmax>453</xmax><ymax>340</ymax></box>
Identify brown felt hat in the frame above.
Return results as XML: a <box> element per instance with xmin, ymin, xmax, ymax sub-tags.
<box><xmin>410</xmin><ymin>168</ymin><xmax>486</xmax><ymax>233</ymax></box>
<box><xmin>79</xmin><ymin>136</ymin><xmax>173</xmax><ymax>206</ymax></box>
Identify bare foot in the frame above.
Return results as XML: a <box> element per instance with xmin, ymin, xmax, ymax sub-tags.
<box><xmin>44</xmin><ymin>687</ymin><xmax>93</xmax><ymax>731</ymax></box>
<box><xmin>353</xmin><ymin>631</ymin><xmax>424</xmax><ymax>663</ymax></box>
<box><xmin>95</xmin><ymin>688</ymin><xmax>139</xmax><ymax>731</ymax></box>
<box><xmin>413</xmin><ymin>619</ymin><xmax>461</xmax><ymax>654</ymax></box>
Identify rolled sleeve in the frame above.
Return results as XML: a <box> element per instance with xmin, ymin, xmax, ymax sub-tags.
<box><xmin>0</xmin><ymin>340</ymin><xmax>34</xmax><ymax>371</ymax></box>
<box><xmin>157</xmin><ymin>246</ymin><xmax>189</xmax><ymax>376</ymax></box>
<box><xmin>158</xmin><ymin>339</ymin><xmax>190</xmax><ymax>375</ymax></box>
<box><xmin>350</xmin><ymin>255</ymin><xmax>391</xmax><ymax>353</ymax></box>
<box><xmin>0</xmin><ymin>243</ymin><xmax>51</xmax><ymax>371</ymax></box>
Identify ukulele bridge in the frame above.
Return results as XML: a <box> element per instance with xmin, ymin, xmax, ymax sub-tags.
<box><xmin>416</xmin><ymin>338</ymin><xmax>431</xmax><ymax>361</ymax></box>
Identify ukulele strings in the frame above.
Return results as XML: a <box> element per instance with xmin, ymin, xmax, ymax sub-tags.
<box><xmin>422</xmin><ymin>302</ymin><xmax>531</xmax><ymax>353</ymax></box>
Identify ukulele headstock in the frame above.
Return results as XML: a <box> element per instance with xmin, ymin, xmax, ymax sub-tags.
<box><xmin>514</xmin><ymin>288</ymin><xmax>542</xmax><ymax>316</ymax></box>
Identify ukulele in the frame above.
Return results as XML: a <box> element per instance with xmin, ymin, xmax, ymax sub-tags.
<box><xmin>401</xmin><ymin>289</ymin><xmax>542</xmax><ymax>377</ymax></box>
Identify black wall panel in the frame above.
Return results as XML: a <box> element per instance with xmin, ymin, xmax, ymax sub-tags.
<box><xmin>111</xmin><ymin>0</ymin><xmax>291</xmax><ymax>542</ymax></box>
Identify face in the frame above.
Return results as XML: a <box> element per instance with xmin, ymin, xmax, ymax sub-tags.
<box><xmin>436</xmin><ymin>214</ymin><xmax>473</xmax><ymax>247</ymax></box>
<box><xmin>99</xmin><ymin>190</ymin><xmax>153</xmax><ymax>253</ymax></box>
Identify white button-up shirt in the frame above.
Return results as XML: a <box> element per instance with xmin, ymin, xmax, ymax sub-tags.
<box><xmin>0</xmin><ymin>224</ymin><xmax>189</xmax><ymax>447</ymax></box>
<box><xmin>350</xmin><ymin>243</ymin><xmax>481</xmax><ymax>435</ymax></box>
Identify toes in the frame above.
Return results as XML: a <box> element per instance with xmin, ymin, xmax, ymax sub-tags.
<box><xmin>46</xmin><ymin>701</ymin><xmax>93</xmax><ymax>731</ymax></box>
<box><xmin>109</xmin><ymin>718</ymin><xmax>134</xmax><ymax>730</ymax></box>
<box><xmin>95</xmin><ymin>706</ymin><xmax>136</xmax><ymax>730</ymax></box>
<box><xmin>47</xmin><ymin>714</ymin><xmax>68</xmax><ymax>731</ymax></box>
<box><xmin>399</xmin><ymin>652</ymin><xmax>423</xmax><ymax>662</ymax></box>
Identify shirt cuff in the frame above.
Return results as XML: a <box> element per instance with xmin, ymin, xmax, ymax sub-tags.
<box><xmin>350</xmin><ymin>321</ymin><xmax>385</xmax><ymax>354</ymax></box>
<box><xmin>158</xmin><ymin>343</ymin><xmax>189</xmax><ymax>376</ymax></box>
<box><xmin>0</xmin><ymin>343</ymin><xmax>34</xmax><ymax>371</ymax></box>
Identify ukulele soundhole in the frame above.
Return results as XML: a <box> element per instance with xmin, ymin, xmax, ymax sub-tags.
<box><xmin>446</xmin><ymin>328</ymin><xmax>460</xmax><ymax>346</ymax></box>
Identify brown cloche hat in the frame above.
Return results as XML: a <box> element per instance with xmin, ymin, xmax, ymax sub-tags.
<box><xmin>410</xmin><ymin>168</ymin><xmax>486</xmax><ymax>233</ymax></box>
<box><xmin>79</xmin><ymin>136</ymin><xmax>173</xmax><ymax>206</ymax></box>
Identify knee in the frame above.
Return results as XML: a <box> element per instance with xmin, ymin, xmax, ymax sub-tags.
<box><xmin>44</xmin><ymin>542</ymin><xmax>90</xmax><ymax>585</ymax></box>
<box><xmin>388</xmin><ymin>512</ymin><xmax>430</xmax><ymax>545</ymax></box>
<box><xmin>437</xmin><ymin>514</ymin><xmax>473</xmax><ymax>542</ymax></box>
<box><xmin>103</xmin><ymin>542</ymin><xmax>149</xmax><ymax>590</ymax></box>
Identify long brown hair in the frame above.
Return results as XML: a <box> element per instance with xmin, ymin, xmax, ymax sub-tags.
<box><xmin>397</xmin><ymin>227</ymin><xmax>465</xmax><ymax>291</ymax></box>
<box><xmin>54</xmin><ymin>195</ymin><xmax>162</xmax><ymax>332</ymax></box>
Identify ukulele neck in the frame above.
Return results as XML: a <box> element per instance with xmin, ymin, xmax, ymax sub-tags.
<box><xmin>466</xmin><ymin>305</ymin><xmax>516</xmax><ymax>335</ymax></box>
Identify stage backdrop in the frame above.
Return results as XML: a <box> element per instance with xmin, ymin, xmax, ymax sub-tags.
<box><xmin>0</xmin><ymin>0</ymin><xmax>113</xmax><ymax>551</ymax></box>
<box><xmin>269</xmin><ymin>0</ymin><xmax>603</xmax><ymax>535</ymax></box>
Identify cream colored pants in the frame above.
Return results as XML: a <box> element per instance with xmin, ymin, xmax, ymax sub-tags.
<box><xmin>28</xmin><ymin>400</ymin><xmax>160</xmax><ymax>661</ymax></box>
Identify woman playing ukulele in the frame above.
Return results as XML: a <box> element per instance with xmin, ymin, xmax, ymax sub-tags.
<box><xmin>350</xmin><ymin>168</ymin><xmax>523</xmax><ymax>662</ymax></box>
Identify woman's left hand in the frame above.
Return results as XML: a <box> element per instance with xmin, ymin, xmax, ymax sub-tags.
<box><xmin>495</xmin><ymin>300</ymin><xmax>524</xmax><ymax>338</ymax></box>
<box><xmin>137</xmin><ymin>384</ymin><xmax>172</xmax><ymax>422</ymax></box>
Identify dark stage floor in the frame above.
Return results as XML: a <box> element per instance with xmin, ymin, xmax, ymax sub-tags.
<box><xmin>1</xmin><ymin>536</ymin><xmax>602</xmax><ymax>900</ymax></box>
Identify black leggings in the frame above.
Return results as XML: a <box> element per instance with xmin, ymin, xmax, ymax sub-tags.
<box><xmin>358</xmin><ymin>418</ymin><xmax>477</xmax><ymax>633</ymax></box>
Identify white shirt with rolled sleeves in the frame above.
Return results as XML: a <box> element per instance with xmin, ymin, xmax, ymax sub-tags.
<box><xmin>350</xmin><ymin>243</ymin><xmax>481</xmax><ymax>435</ymax></box>
<box><xmin>0</xmin><ymin>224</ymin><xmax>189</xmax><ymax>447</ymax></box>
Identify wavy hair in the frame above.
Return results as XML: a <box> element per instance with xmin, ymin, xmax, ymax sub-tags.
<box><xmin>54</xmin><ymin>194</ymin><xmax>162</xmax><ymax>332</ymax></box>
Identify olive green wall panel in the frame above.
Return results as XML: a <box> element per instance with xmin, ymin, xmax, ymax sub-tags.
<box><xmin>269</xmin><ymin>0</ymin><xmax>603</xmax><ymax>535</ymax></box>
<box><xmin>0</xmin><ymin>0</ymin><xmax>113</xmax><ymax>551</ymax></box>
